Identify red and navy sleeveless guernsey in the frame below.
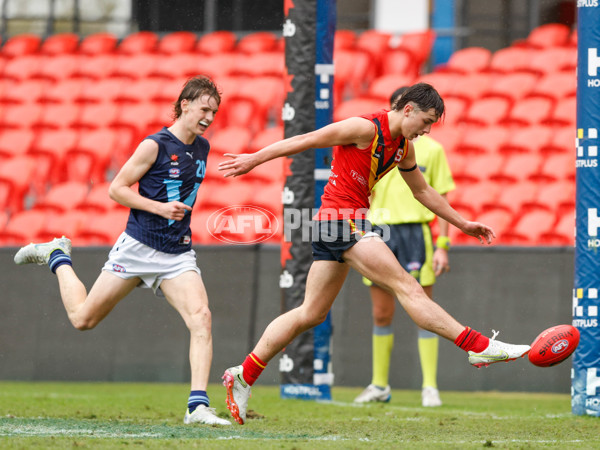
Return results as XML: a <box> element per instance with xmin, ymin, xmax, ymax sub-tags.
<box><xmin>315</xmin><ymin>109</ymin><xmax>409</xmax><ymax>220</ymax></box>
<box><xmin>124</xmin><ymin>127</ymin><xmax>208</xmax><ymax>253</ymax></box>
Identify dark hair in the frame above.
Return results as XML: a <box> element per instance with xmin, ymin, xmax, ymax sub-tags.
<box><xmin>390</xmin><ymin>82</ymin><xmax>444</xmax><ymax>119</ymax></box>
<box><xmin>390</xmin><ymin>86</ymin><xmax>409</xmax><ymax>107</ymax></box>
<box><xmin>172</xmin><ymin>75</ymin><xmax>221</xmax><ymax>120</ymax></box>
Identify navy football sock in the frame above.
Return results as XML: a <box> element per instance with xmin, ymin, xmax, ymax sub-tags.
<box><xmin>48</xmin><ymin>249</ymin><xmax>72</xmax><ymax>274</ymax></box>
<box><xmin>188</xmin><ymin>390</ymin><xmax>209</xmax><ymax>413</ymax></box>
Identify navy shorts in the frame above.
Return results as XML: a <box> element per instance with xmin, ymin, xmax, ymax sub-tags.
<box><xmin>311</xmin><ymin>219</ymin><xmax>381</xmax><ymax>263</ymax></box>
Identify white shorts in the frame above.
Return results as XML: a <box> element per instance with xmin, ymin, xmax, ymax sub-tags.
<box><xmin>102</xmin><ymin>232</ymin><xmax>201</xmax><ymax>296</ymax></box>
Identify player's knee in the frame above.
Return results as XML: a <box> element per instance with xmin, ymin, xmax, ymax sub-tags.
<box><xmin>187</xmin><ymin>305</ymin><xmax>212</xmax><ymax>332</ymax></box>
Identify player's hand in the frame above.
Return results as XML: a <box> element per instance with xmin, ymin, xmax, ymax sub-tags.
<box><xmin>218</xmin><ymin>153</ymin><xmax>257</xmax><ymax>177</ymax></box>
<box><xmin>461</xmin><ymin>221</ymin><xmax>496</xmax><ymax>244</ymax></box>
<box><xmin>159</xmin><ymin>201</ymin><xmax>192</xmax><ymax>221</ymax></box>
<box><xmin>433</xmin><ymin>248</ymin><xmax>450</xmax><ymax>276</ymax></box>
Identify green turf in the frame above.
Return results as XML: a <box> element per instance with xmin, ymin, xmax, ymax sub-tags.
<box><xmin>0</xmin><ymin>381</ymin><xmax>598</xmax><ymax>448</ymax></box>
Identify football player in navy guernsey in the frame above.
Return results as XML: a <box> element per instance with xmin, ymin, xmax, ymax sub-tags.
<box><xmin>14</xmin><ymin>76</ymin><xmax>231</xmax><ymax>426</ymax></box>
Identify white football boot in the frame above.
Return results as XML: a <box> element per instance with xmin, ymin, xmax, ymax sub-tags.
<box><xmin>468</xmin><ymin>331</ymin><xmax>531</xmax><ymax>368</ymax></box>
<box><xmin>222</xmin><ymin>365</ymin><xmax>251</xmax><ymax>425</ymax></box>
<box><xmin>183</xmin><ymin>405</ymin><xmax>231</xmax><ymax>425</ymax></box>
<box><xmin>421</xmin><ymin>387</ymin><xmax>442</xmax><ymax>407</ymax></box>
<box><xmin>14</xmin><ymin>236</ymin><xmax>72</xmax><ymax>266</ymax></box>
<box><xmin>354</xmin><ymin>384</ymin><xmax>392</xmax><ymax>403</ymax></box>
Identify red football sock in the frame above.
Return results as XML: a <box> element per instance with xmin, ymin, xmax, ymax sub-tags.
<box><xmin>241</xmin><ymin>353</ymin><xmax>266</xmax><ymax>386</ymax></box>
<box><xmin>454</xmin><ymin>327</ymin><xmax>489</xmax><ymax>353</ymax></box>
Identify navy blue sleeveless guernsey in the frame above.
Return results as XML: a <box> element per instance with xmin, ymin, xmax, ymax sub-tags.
<box><xmin>124</xmin><ymin>127</ymin><xmax>208</xmax><ymax>254</ymax></box>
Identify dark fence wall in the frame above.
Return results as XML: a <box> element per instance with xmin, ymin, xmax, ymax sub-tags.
<box><xmin>0</xmin><ymin>245</ymin><xmax>574</xmax><ymax>393</ymax></box>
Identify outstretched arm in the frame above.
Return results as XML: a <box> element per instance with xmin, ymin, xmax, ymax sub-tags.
<box><xmin>218</xmin><ymin>117</ymin><xmax>376</xmax><ymax>177</ymax></box>
<box><xmin>399</xmin><ymin>142</ymin><xmax>495</xmax><ymax>244</ymax></box>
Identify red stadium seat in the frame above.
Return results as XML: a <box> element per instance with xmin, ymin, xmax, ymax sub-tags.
<box><xmin>536</xmin><ymin>179</ymin><xmax>575</xmax><ymax>214</ymax></box>
<box><xmin>1</xmin><ymin>79</ymin><xmax>51</xmax><ymax>105</ymax></box>
<box><xmin>36</xmin><ymin>209</ymin><xmax>88</xmax><ymax>243</ymax></box>
<box><xmin>501</xmin><ymin>97</ymin><xmax>554</xmax><ymax>127</ymax></box>
<box><xmin>484</xmin><ymin>180</ymin><xmax>540</xmax><ymax>214</ymax></box>
<box><xmin>460</xmin><ymin>98</ymin><xmax>511</xmax><ymax>127</ymax></box>
<box><xmin>35</xmin><ymin>103</ymin><xmax>81</xmax><ymax>129</ymax></box>
<box><xmin>385</xmin><ymin>49</ymin><xmax>420</xmax><ymax>77</ymax></box>
<box><xmin>0</xmin><ymin>103</ymin><xmax>44</xmax><ymax>130</ymax></box>
<box><xmin>196</xmin><ymin>31</ymin><xmax>237</xmax><ymax>55</ymax></box>
<box><xmin>543</xmin><ymin>127</ymin><xmax>575</xmax><ymax>154</ymax></box>
<box><xmin>233</xmin><ymin>51</ymin><xmax>285</xmax><ymax>78</ymax></box>
<box><xmin>0</xmin><ymin>155</ymin><xmax>37</xmax><ymax>212</ymax></box>
<box><xmin>3</xmin><ymin>55</ymin><xmax>43</xmax><ymax>81</ymax></box>
<box><xmin>487</xmin><ymin>47</ymin><xmax>535</xmax><ymax>74</ymax></box>
<box><xmin>77</xmin><ymin>181</ymin><xmax>124</xmax><ymax>213</ymax></box>
<box><xmin>157</xmin><ymin>31</ymin><xmax>197</xmax><ymax>54</ymax></box>
<box><xmin>196</xmin><ymin>53</ymin><xmax>240</xmax><ymax>79</ymax></box>
<box><xmin>40</xmin><ymin>33</ymin><xmax>79</xmax><ymax>55</ymax></box>
<box><xmin>441</xmin><ymin>46</ymin><xmax>492</xmax><ymax>74</ymax></box>
<box><xmin>117</xmin><ymin>31</ymin><xmax>159</xmax><ymax>54</ymax></box>
<box><xmin>417</xmin><ymin>72</ymin><xmax>460</xmax><ymax>98</ymax></box>
<box><xmin>115</xmin><ymin>78</ymin><xmax>167</xmax><ymax>104</ymax></box>
<box><xmin>113</xmin><ymin>102</ymin><xmax>160</xmax><ymax>141</ymax></box>
<box><xmin>68</xmin><ymin>129</ymin><xmax>119</xmax><ymax>183</ymax></box>
<box><xmin>546</xmin><ymin>97</ymin><xmax>577</xmax><ymax>128</ymax></box>
<box><xmin>537</xmin><ymin>153</ymin><xmax>575</xmax><ymax>182</ymax></box>
<box><xmin>29</xmin><ymin>128</ymin><xmax>79</xmax><ymax>183</ymax></box>
<box><xmin>522</xmin><ymin>23</ymin><xmax>571</xmax><ymax>49</ymax></box>
<box><xmin>367</xmin><ymin>74</ymin><xmax>417</xmax><ymax>102</ymax></box>
<box><xmin>503</xmin><ymin>210</ymin><xmax>557</xmax><ymax>246</ymax></box>
<box><xmin>42</xmin><ymin>78</ymin><xmax>88</xmax><ymax>105</ymax></box>
<box><xmin>78</xmin><ymin>32</ymin><xmax>118</xmax><ymax>55</ymax></box>
<box><xmin>527</xmin><ymin>47</ymin><xmax>577</xmax><ymax>76</ymax></box>
<box><xmin>236</xmin><ymin>32</ymin><xmax>278</xmax><ymax>53</ymax></box>
<box><xmin>334</xmin><ymin>30</ymin><xmax>357</xmax><ymax>51</ymax></box>
<box><xmin>457</xmin><ymin>125</ymin><xmax>509</xmax><ymax>155</ymax></box>
<box><xmin>111</xmin><ymin>53</ymin><xmax>160</xmax><ymax>80</ymax></box>
<box><xmin>73</xmin><ymin>54</ymin><xmax>118</xmax><ymax>80</ymax></box>
<box><xmin>481</xmin><ymin>73</ymin><xmax>538</xmax><ymax>103</ymax></box>
<box><xmin>76</xmin><ymin>78</ymin><xmax>125</xmax><ymax>104</ymax></box>
<box><xmin>235</xmin><ymin>76</ymin><xmax>286</xmax><ymax>120</ymax></box>
<box><xmin>449</xmin><ymin>180</ymin><xmax>503</xmax><ymax>217</ymax></box>
<box><xmin>209</xmin><ymin>126</ymin><xmax>253</xmax><ymax>156</ymax></box>
<box><xmin>491</xmin><ymin>153</ymin><xmax>542</xmax><ymax>183</ymax></box>
<box><xmin>34</xmin><ymin>54</ymin><xmax>81</xmax><ymax>81</ymax></box>
<box><xmin>428</xmin><ymin>126</ymin><xmax>463</xmax><ymax>154</ymax></box>
<box><xmin>334</xmin><ymin>97</ymin><xmax>387</xmax><ymax>122</ymax></box>
<box><xmin>334</xmin><ymin>49</ymin><xmax>373</xmax><ymax>101</ymax></box>
<box><xmin>149</xmin><ymin>53</ymin><xmax>203</xmax><ymax>80</ymax></box>
<box><xmin>74</xmin><ymin>102</ymin><xmax>120</xmax><ymax>130</ymax></box>
<box><xmin>33</xmin><ymin>181</ymin><xmax>90</xmax><ymax>213</ymax></box>
<box><xmin>453</xmin><ymin>153</ymin><xmax>505</xmax><ymax>184</ymax></box>
<box><xmin>447</xmin><ymin>73</ymin><xmax>494</xmax><ymax>104</ymax></box>
<box><xmin>391</xmin><ymin>30</ymin><xmax>436</xmax><ymax>72</ymax></box>
<box><xmin>0</xmin><ymin>209</ymin><xmax>48</xmax><ymax>246</ymax></box>
<box><xmin>501</xmin><ymin>125</ymin><xmax>555</xmax><ymax>154</ymax></box>
<box><xmin>75</xmin><ymin>210</ymin><xmax>129</xmax><ymax>246</ymax></box>
<box><xmin>0</xmin><ymin>128</ymin><xmax>35</xmax><ymax>158</ymax></box>
<box><xmin>248</xmin><ymin>126</ymin><xmax>284</xmax><ymax>153</ymax></box>
<box><xmin>527</xmin><ymin>72</ymin><xmax>576</xmax><ymax>102</ymax></box>
<box><xmin>539</xmin><ymin>209</ymin><xmax>574</xmax><ymax>245</ymax></box>
<box><xmin>249</xmin><ymin>180</ymin><xmax>284</xmax><ymax>218</ymax></box>
<box><xmin>1</xmin><ymin>33</ymin><xmax>41</xmax><ymax>58</ymax></box>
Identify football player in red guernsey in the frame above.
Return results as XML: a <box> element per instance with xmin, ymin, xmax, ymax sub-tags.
<box><xmin>218</xmin><ymin>83</ymin><xmax>530</xmax><ymax>425</ymax></box>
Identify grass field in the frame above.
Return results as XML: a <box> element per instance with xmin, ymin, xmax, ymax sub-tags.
<box><xmin>0</xmin><ymin>381</ymin><xmax>598</xmax><ymax>449</ymax></box>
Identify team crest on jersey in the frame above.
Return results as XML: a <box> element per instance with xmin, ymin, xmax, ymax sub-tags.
<box><xmin>350</xmin><ymin>169</ymin><xmax>368</xmax><ymax>187</ymax></box>
<box><xmin>394</xmin><ymin>147</ymin><xmax>406</xmax><ymax>163</ymax></box>
<box><xmin>169</xmin><ymin>168</ymin><xmax>180</xmax><ymax>178</ymax></box>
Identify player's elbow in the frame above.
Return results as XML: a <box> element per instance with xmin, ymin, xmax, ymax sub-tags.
<box><xmin>71</xmin><ymin>316</ymin><xmax>98</xmax><ymax>331</ymax></box>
